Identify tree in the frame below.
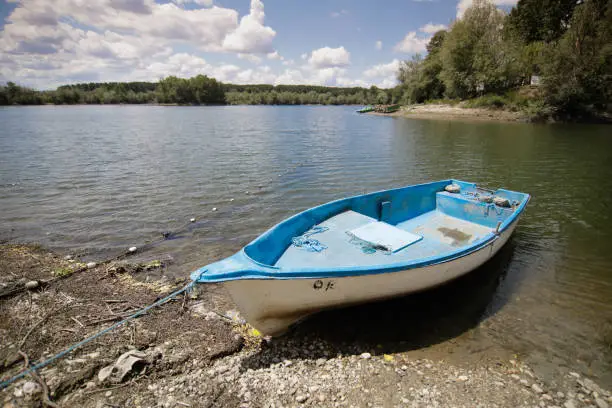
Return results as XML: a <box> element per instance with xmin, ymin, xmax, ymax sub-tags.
<box><xmin>540</xmin><ymin>0</ymin><xmax>612</xmax><ymax>117</ymax></box>
<box><xmin>440</xmin><ymin>0</ymin><xmax>522</xmax><ymax>98</ymax></box>
<box><xmin>506</xmin><ymin>0</ymin><xmax>579</xmax><ymax>44</ymax></box>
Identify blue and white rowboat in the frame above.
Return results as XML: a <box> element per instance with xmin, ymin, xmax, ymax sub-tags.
<box><xmin>191</xmin><ymin>179</ymin><xmax>530</xmax><ymax>335</ymax></box>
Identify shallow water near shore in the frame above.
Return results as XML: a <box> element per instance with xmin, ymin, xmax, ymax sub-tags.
<box><xmin>1</xmin><ymin>105</ymin><xmax>611</xmax><ymax>385</ymax></box>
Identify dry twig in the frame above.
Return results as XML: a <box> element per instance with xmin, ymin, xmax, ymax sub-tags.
<box><xmin>18</xmin><ymin>351</ymin><xmax>59</xmax><ymax>408</ymax></box>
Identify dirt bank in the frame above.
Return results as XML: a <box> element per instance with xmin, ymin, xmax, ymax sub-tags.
<box><xmin>1</xmin><ymin>244</ymin><xmax>610</xmax><ymax>407</ymax></box>
<box><xmin>369</xmin><ymin>104</ymin><xmax>525</xmax><ymax>123</ymax></box>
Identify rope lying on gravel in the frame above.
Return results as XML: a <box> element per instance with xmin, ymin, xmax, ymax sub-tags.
<box><xmin>0</xmin><ymin>217</ymin><xmax>205</xmax><ymax>300</ymax></box>
<box><xmin>0</xmin><ymin>279</ymin><xmax>198</xmax><ymax>391</ymax></box>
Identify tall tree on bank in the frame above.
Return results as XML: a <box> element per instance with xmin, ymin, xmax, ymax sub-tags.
<box><xmin>540</xmin><ymin>0</ymin><xmax>612</xmax><ymax>117</ymax></box>
<box><xmin>505</xmin><ymin>0</ymin><xmax>578</xmax><ymax>43</ymax></box>
<box><xmin>440</xmin><ymin>0</ymin><xmax>522</xmax><ymax>98</ymax></box>
<box><xmin>396</xmin><ymin>30</ymin><xmax>448</xmax><ymax>103</ymax></box>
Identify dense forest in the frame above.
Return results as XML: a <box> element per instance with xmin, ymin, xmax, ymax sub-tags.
<box><xmin>0</xmin><ymin>78</ymin><xmax>394</xmax><ymax>107</ymax></box>
<box><xmin>1</xmin><ymin>0</ymin><xmax>610</xmax><ymax>120</ymax></box>
<box><xmin>397</xmin><ymin>0</ymin><xmax>611</xmax><ymax>120</ymax></box>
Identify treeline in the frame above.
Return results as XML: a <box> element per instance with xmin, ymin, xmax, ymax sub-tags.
<box><xmin>396</xmin><ymin>0</ymin><xmax>612</xmax><ymax>120</ymax></box>
<box><xmin>224</xmin><ymin>84</ymin><xmax>396</xmax><ymax>105</ymax></box>
<box><xmin>0</xmin><ymin>78</ymin><xmax>395</xmax><ymax>106</ymax></box>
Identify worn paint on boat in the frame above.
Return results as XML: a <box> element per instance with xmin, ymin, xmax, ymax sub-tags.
<box><xmin>191</xmin><ymin>179</ymin><xmax>530</xmax><ymax>335</ymax></box>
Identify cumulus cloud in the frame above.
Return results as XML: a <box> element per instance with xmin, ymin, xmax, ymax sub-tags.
<box><xmin>172</xmin><ymin>0</ymin><xmax>214</xmax><ymax>6</ymax></box>
<box><xmin>394</xmin><ymin>22</ymin><xmax>448</xmax><ymax>54</ymax></box>
<box><xmin>394</xmin><ymin>32</ymin><xmax>429</xmax><ymax>54</ymax></box>
<box><xmin>456</xmin><ymin>0</ymin><xmax>518</xmax><ymax>18</ymax></box>
<box><xmin>266</xmin><ymin>51</ymin><xmax>282</xmax><ymax>60</ymax></box>
<box><xmin>0</xmin><ymin>0</ymin><xmax>285</xmax><ymax>87</ymax></box>
<box><xmin>420</xmin><ymin>23</ymin><xmax>448</xmax><ymax>34</ymax></box>
<box><xmin>222</xmin><ymin>0</ymin><xmax>276</xmax><ymax>54</ymax></box>
<box><xmin>375</xmin><ymin>40</ymin><xmax>382</xmax><ymax>50</ymax></box>
<box><xmin>363</xmin><ymin>59</ymin><xmax>400</xmax><ymax>78</ymax></box>
<box><xmin>307</xmin><ymin>46</ymin><xmax>350</xmax><ymax>68</ymax></box>
<box><xmin>237</xmin><ymin>53</ymin><xmax>262</xmax><ymax>64</ymax></box>
<box><xmin>361</xmin><ymin>59</ymin><xmax>399</xmax><ymax>88</ymax></box>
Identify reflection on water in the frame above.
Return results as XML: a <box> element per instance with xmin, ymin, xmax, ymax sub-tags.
<box><xmin>1</xmin><ymin>105</ymin><xmax>611</xmax><ymax>385</ymax></box>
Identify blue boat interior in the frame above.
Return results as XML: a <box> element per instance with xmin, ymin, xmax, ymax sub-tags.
<box><xmin>192</xmin><ymin>179</ymin><xmax>530</xmax><ymax>282</ymax></box>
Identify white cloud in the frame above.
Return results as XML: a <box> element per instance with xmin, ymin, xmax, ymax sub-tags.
<box><xmin>420</xmin><ymin>23</ymin><xmax>447</xmax><ymax>34</ymax></box>
<box><xmin>221</xmin><ymin>0</ymin><xmax>276</xmax><ymax>54</ymax></box>
<box><xmin>307</xmin><ymin>46</ymin><xmax>350</xmax><ymax>68</ymax></box>
<box><xmin>266</xmin><ymin>51</ymin><xmax>282</xmax><ymax>60</ymax></box>
<box><xmin>330</xmin><ymin>9</ymin><xmax>348</xmax><ymax>18</ymax></box>
<box><xmin>375</xmin><ymin>40</ymin><xmax>382</xmax><ymax>50</ymax></box>
<box><xmin>394</xmin><ymin>32</ymin><xmax>429</xmax><ymax>54</ymax></box>
<box><xmin>237</xmin><ymin>53</ymin><xmax>262</xmax><ymax>64</ymax></box>
<box><xmin>456</xmin><ymin>0</ymin><xmax>517</xmax><ymax>18</ymax></box>
<box><xmin>362</xmin><ymin>59</ymin><xmax>399</xmax><ymax>88</ymax></box>
<box><xmin>172</xmin><ymin>0</ymin><xmax>214</xmax><ymax>6</ymax></box>
<box><xmin>363</xmin><ymin>59</ymin><xmax>400</xmax><ymax>78</ymax></box>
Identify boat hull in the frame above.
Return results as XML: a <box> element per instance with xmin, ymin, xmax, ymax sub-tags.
<box><xmin>224</xmin><ymin>219</ymin><xmax>518</xmax><ymax>336</ymax></box>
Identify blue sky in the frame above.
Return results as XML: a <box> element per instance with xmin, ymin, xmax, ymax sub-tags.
<box><xmin>0</xmin><ymin>0</ymin><xmax>517</xmax><ymax>89</ymax></box>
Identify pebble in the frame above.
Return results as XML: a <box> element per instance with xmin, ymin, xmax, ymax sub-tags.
<box><xmin>596</xmin><ymin>398</ymin><xmax>609</xmax><ymax>408</ymax></box>
<box><xmin>400</xmin><ymin>365</ymin><xmax>408</xmax><ymax>371</ymax></box>
<box><xmin>22</xmin><ymin>381</ymin><xmax>41</xmax><ymax>395</ymax></box>
<box><xmin>128</xmin><ymin>246</ymin><xmax>137</xmax><ymax>253</ymax></box>
<box><xmin>105</xmin><ymin>391</ymin><xmax>112</xmax><ymax>397</ymax></box>
<box><xmin>64</xmin><ymin>255</ymin><xmax>73</xmax><ymax>260</ymax></box>
<box><xmin>212</xmin><ymin>207</ymin><xmax>217</xmax><ymax>211</ymax></box>
<box><xmin>532</xmin><ymin>384</ymin><xmax>544</xmax><ymax>394</ymax></box>
<box><xmin>457</xmin><ymin>375</ymin><xmax>469</xmax><ymax>382</ymax></box>
<box><xmin>190</xmin><ymin>218</ymin><xmax>196</xmax><ymax>222</ymax></box>
<box><xmin>569</xmin><ymin>372</ymin><xmax>580</xmax><ymax>379</ymax></box>
<box><xmin>557</xmin><ymin>392</ymin><xmax>565</xmax><ymax>399</ymax></box>
<box><xmin>564</xmin><ymin>401</ymin><xmax>577</xmax><ymax>408</ymax></box>
<box><xmin>230</xmin><ymin>198</ymin><xmax>235</xmax><ymax>202</ymax></box>
<box><xmin>360</xmin><ymin>353</ymin><xmax>371</xmax><ymax>359</ymax></box>
<box><xmin>86</xmin><ymin>262</ymin><xmax>96</xmax><ymax>269</ymax></box>
<box><xmin>296</xmin><ymin>395</ymin><xmax>308</xmax><ymax>403</ymax></box>
<box><xmin>24</xmin><ymin>280</ymin><xmax>39</xmax><ymax>289</ymax></box>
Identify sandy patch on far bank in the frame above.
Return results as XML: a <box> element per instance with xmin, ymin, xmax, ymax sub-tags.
<box><xmin>369</xmin><ymin>104</ymin><xmax>525</xmax><ymax>123</ymax></box>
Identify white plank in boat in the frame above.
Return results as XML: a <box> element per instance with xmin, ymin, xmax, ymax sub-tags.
<box><xmin>348</xmin><ymin>221</ymin><xmax>422</xmax><ymax>253</ymax></box>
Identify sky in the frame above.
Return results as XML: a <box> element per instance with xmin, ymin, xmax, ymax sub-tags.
<box><xmin>0</xmin><ymin>0</ymin><xmax>518</xmax><ymax>89</ymax></box>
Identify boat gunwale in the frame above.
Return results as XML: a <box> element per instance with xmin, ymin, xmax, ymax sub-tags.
<box><xmin>192</xmin><ymin>180</ymin><xmax>530</xmax><ymax>282</ymax></box>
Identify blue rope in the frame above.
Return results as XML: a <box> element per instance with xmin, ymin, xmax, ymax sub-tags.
<box><xmin>291</xmin><ymin>226</ymin><xmax>329</xmax><ymax>252</ymax></box>
<box><xmin>0</xmin><ymin>281</ymin><xmax>196</xmax><ymax>391</ymax></box>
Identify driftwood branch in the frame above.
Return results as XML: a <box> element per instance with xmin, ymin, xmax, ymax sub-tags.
<box><xmin>18</xmin><ymin>351</ymin><xmax>59</xmax><ymax>408</ymax></box>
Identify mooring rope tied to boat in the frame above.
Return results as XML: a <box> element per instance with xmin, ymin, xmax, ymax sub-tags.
<box><xmin>291</xmin><ymin>226</ymin><xmax>329</xmax><ymax>252</ymax></box>
<box><xmin>0</xmin><ymin>277</ymin><xmax>201</xmax><ymax>391</ymax></box>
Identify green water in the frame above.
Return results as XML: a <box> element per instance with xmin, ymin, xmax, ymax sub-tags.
<box><xmin>1</xmin><ymin>105</ymin><xmax>611</xmax><ymax>385</ymax></box>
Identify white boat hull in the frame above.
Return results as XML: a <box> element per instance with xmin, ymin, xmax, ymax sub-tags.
<box><xmin>224</xmin><ymin>220</ymin><xmax>518</xmax><ymax>336</ymax></box>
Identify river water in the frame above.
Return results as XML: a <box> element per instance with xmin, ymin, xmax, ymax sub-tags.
<box><xmin>1</xmin><ymin>105</ymin><xmax>611</xmax><ymax>385</ymax></box>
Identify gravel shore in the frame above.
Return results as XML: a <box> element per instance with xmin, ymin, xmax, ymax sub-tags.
<box><xmin>1</xmin><ymin>244</ymin><xmax>610</xmax><ymax>407</ymax></box>
<box><xmin>368</xmin><ymin>104</ymin><xmax>524</xmax><ymax>123</ymax></box>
